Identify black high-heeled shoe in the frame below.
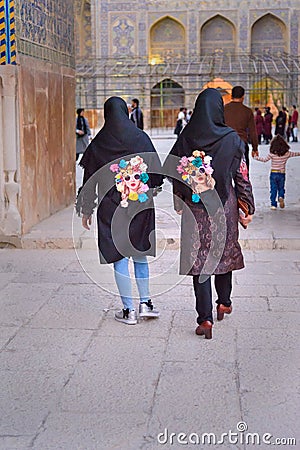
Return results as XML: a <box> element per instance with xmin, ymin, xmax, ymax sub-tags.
<box><xmin>216</xmin><ymin>304</ymin><xmax>232</xmax><ymax>321</ymax></box>
<box><xmin>195</xmin><ymin>321</ymin><xmax>213</xmax><ymax>339</ymax></box>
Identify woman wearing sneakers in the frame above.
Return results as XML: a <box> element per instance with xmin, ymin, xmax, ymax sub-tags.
<box><xmin>77</xmin><ymin>97</ymin><xmax>163</xmax><ymax>325</ymax></box>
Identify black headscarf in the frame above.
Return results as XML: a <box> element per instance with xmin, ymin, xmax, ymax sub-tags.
<box><xmin>165</xmin><ymin>88</ymin><xmax>245</xmax><ymax>203</ymax></box>
<box><xmin>77</xmin><ymin>96</ymin><xmax>163</xmax><ymax>264</ymax></box>
<box><xmin>76</xmin><ymin>112</ymin><xmax>87</xmax><ymax>135</ymax></box>
<box><xmin>80</xmin><ymin>96</ymin><xmax>157</xmax><ymax>173</ymax></box>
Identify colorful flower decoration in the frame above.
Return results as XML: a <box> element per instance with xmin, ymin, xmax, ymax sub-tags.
<box><xmin>110</xmin><ymin>156</ymin><xmax>150</xmax><ymax>208</ymax></box>
<box><xmin>176</xmin><ymin>150</ymin><xmax>214</xmax><ymax>203</ymax></box>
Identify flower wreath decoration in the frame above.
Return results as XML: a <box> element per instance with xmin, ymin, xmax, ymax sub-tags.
<box><xmin>110</xmin><ymin>156</ymin><xmax>150</xmax><ymax>208</ymax></box>
<box><xmin>176</xmin><ymin>150</ymin><xmax>214</xmax><ymax>203</ymax></box>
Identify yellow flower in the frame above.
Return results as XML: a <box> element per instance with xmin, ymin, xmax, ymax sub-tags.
<box><xmin>182</xmin><ymin>174</ymin><xmax>188</xmax><ymax>181</ymax></box>
<box><xmin>192</xmin><ymin>150</ymin><xmax>201</xmax><ymax>157</ymax></box>
<box><xmin>128</xmin><ymin>192</ymin><xmax>139</xmax><ymax>201</ymax></box>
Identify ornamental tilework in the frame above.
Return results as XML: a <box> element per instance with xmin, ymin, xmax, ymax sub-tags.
<box><xmin>0</xmin><ymin>0</ymin><xmax>16</xmax><ymax>65</ymax></box>
<box><xmin>14</xmin><ymin>0</ymin><xmax>74</xmax><ymax>67</ymax></box>
<box><xmin>290</xmin><ymin>12</ymin><xmax>298</xmax><ymax>55</ymax></box>
<box><xmin>112</xmin><ymin>17</ymin><xmax>135</xmax><ymax>56</ymax></box>
<box><xmin>188</xmin><ymin>13</ymin><xmax>197</xmax><ymax>54</ymax></box>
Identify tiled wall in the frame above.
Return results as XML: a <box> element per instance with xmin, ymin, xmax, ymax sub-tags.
<box><xmin>0</xmin><ymin>0</ymin><xmax>16</xmax><ymax>65</ymax></box>
<box><xmin>15</xmin><ymin>0</ymin><xmax>75</xmax><ymax>68</ymax></box>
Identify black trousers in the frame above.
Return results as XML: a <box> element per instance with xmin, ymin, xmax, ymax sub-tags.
<box><xmin>244</xmin><ymin>142</ymin><xmax>250</xmax><ymax>172</ymax></box>
<box><xmin>193</xmin><ymin>272</ymin><xmax>232</xmax><ymax>324</ymax></box>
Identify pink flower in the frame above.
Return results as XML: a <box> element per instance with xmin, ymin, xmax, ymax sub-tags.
<box><xmin>110</xmin><ymin>164</ymin><xmax>119</xmax><ymax>173</ymax></box>
<box><xmin>205</xmin><ymin>166</ymin><xmax>214</xmax><ymax>175</ymax></box>
<box><xmin>177</xmin><ymin>166</ymin><xmax>185</xmax><ymax>174</ymax></box>
<box><xmin>138</xmin><ymin>184</ymin><xmax>149</xmax><ymax>193</ymax></box>
<box><xmin>180</xmin><ymin>156</ymin><xmax>189</xmax><ymax>167</ymax></box>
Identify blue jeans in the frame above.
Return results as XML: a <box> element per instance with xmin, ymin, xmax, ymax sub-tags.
<box><xmin>270</xmin><ymin>172</ymin><xmax>285</xmax><ymax>207</ymax></box>
<box><xmin>113</xmin><ymin>256</ymin><xmax>150</xmax><ymax>310</ymax></box>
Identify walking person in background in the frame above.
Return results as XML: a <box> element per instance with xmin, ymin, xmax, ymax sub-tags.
<box><xmin>254</xmin><ymin>134</ymin><xmax>300</xmax><ymax>210</ymax></box>
<box><xmin>174</xmin><ymin>107</ymin><xmax>187</xmax><ymax>137</ymax></box>
<box><xmin>130</xmin><ymin>98</ymin><xmax>144</xmax><ymax>130</ymax></box>
<box><xmin>165</xmin><ymin>88</ymin><xmax>255</xmax><ymax>340</ymax></box>
<box><xmin>76</xmin><ymin>108</ymin><xmax>92</xmax><ymax>162</ymax></box>
<box><xmin>77</xmin><ymin>97</ymin><xmax>163</xmax><ymax>325</ymax></box>
<box><xmin>263</xmin><ymin>107</ymin><xmax>273</xmax><ymax>144</ymax></box>
<box><xmin>286</xmin><ymin>110</ymin><xmax>292</xmax><ymax>143</ymax></box>
<box><xmin>224</xmin><ymin>85</ymin><xmax>258</xmax><ymax>171</ymax></box>
<box><xmin>255</xmin><ymin>108</ymin><xmax>264</xmax><ymax>145</ymax></box>
<box><xmin>291</xmin><ymin>105</ymin><xmax>298</xmax><ymax>142</ymax></box>
<box><xmin>275</xmin><ymin>110</ymin><xmax>286</xmax><ymax>137</ymax></box>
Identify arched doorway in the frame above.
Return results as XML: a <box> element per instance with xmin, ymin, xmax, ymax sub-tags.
<box><xmin>202</xmin><ymin>78</ymin><xmax>233</xmax><ymax>104</ymax></box>
<box><xmin>151</xmin><ymin>79</ymin><xmax>184</xmax><ymax>128</ymax></box>
<box><xmin>201</xmin><ymin>15</ymin><xmax>236</xmax><ymax>55</ymax></box>
<box><xmin>251</xmin><ymin>14</ymin><xmax>287</xmax><ymax>55</ymax></box>
<box><xmin>149</xmin><ymin>17</ymin><xmax>185</xmax><ymax>64</ymax></box>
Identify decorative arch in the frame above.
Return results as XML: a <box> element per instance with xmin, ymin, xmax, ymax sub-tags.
<box><xmin>74</xmin><ymin>0</ymin><xmax>91</xmax><ymax>57</ymax></box>
<box><xmin>200</xmin><ymin>15</ymin><xmax>236</xmax><ymax>55</ymax></box>
<box><xmin>150</xmin><ymin>78</ymin><xmax>185</xmax><ymax>128</ymax></box>
<box><xmin>251</xmin><ymin>14</ymin><xmax>287</xmax><ymax>55</ymax></box>
<box><xmin>149</xmin><ymin>17</ymin><xmax>186</xmax><ymax>64</ymax></box>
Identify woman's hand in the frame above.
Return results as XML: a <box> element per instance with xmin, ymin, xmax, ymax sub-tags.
<box><xmin>82</xmin><ymin>215</ymin><xmax>92</xmax><ymax>230</ymax></box>
<box><xmin>239</xmin><ymin>213</ymin><xmax>253</xmax><ymax>229</ymax></box>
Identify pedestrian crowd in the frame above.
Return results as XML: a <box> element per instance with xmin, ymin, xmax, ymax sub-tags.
<box><xmin>75</xmin><ymin>87</ymin><xmax>299</xmax><ymax>340</ymax></box>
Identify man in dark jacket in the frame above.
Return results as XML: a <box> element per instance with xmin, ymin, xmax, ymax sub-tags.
<box><xmin>224</xmin><ymin>86</ymin><xmax>258</xmax><ymax>170</ymax></box>
<box><xmin>131</xmin><ymin>98</ymin><xmax>144</xmax><ymax>130</ymax></box>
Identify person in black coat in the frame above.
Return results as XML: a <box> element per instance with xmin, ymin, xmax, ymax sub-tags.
<box><xmin>77</xmin><ymin>97</ymin><xmax>163</xmax><ymax>325</ymax></box>
<box><xmin>164</xmin><ymin>89</ymin><xmax>255</xmax><ymax>339</ymax></box>
<box><xmin>130</xmin><ymin>98</ymin><xmax>144</xmax><ymax>130</ymax></box>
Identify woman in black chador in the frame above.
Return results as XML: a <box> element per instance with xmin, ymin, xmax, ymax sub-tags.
<box><xmin>164</xmin><ymin>89</ymin><xmax>255</xmax><ymax>339</ymax></box>
<box><xmin>77</xmin><ymin>97</ymin><xmax>163</xmax><ymax>325</ymax></box>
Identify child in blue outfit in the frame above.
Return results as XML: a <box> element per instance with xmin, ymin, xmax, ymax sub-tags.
<box><xmin>255</xmin><ymin>134</ymin><xmax>300</xmax><ymax>209</ymax></box>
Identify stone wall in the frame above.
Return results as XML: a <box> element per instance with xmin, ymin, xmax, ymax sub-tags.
<box><xmin>18</xmin><ymin>55</ymin><xmax>75</xmax><ymax>233</ymax></box>
<box><xmin>0</xmin><ymin>0</ymin><xmax>76</xmax><ymax>238</ymax></box>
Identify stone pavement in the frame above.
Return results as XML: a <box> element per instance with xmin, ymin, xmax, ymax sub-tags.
<box><xmin>0</xmin><ymin>136</ymin><xmax>299</xmax><ymax>449</ymax></box>
<box><xmin>16</xmin><ymin>137</ymin><xmax>300</xmax><ymax>251</ymax></box>
<box><xmin>0</xmin><ymin>247</ymin><xmax>299</xmax><ymax>449</ymax></box>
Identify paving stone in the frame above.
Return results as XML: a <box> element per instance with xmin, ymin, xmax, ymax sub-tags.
<box><xmin>235</xmin><ymin>273</ymin><xmax>300</xmax><ymax>286</ymax></box>
<box><xmin>12</xmin><ymin>271</ymin><xmax>92</xmax><ymax>285</ymax></box>
<box><xmin>268</xmin><ymin>296</ymin><xmax>300</xmax><ymax>311</ymax></box>
<box><xmin>237</xmin><ymin>348</ymin><xmax>299</xmax><ymax>394</ymax></box>
<box><xmin>237</xmin><ymin>328</ymin><xmax>300</xmax><ymax>350</ymax></box>
<box><xmin>0</xmin><ymin>328</ymin><xmax>93</xmax><ymax>372</ymax></box>
<box><xmin>26</xmin><ymin>292</ymin><xmax>105</xmax><ymax>330</ymax></box>
<box><xmin>59</xmin><ymin>336</ymin><xmax>165</xmax><ymax>415</ymax></box>
<box><xmin>0</xmin><ymin>435</ymin><xmax>34</xmax><ymax>450</ymax></box>
<box><xmin>0</xmin><ymin>283</ymin><xmax>61</xmax><ymax>327</ymax></box>
<box><xmin>241</xmin><ymin>391</ymin><xmax>300</xmax><ymax>441</ymax></box>
<box><xmin>165</xmin><ymin>325</ymin><xmax>236</xmax><ymax>364</ymax></box>
<box><xmin>0</xmin><ymin>326</ymin><xmax>19</xmax><ymax>350</ymax></box>
<box><xmin>148</xmin><ymin>361</ymin><xmax>241</xmax><ymax>444</ymax></box>
<box><xmin>0</xmin><ymin>369</ymin><xmax>69</xmax><ymax>436</ymax></box>
<box><xmin>32</xmin><ymin>412</ymin><xmax>148</xmax><ymax>450</ymax></box>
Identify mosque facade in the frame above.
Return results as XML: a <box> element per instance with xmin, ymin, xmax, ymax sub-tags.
<box><xmin>75</xmin><ymin>0</ymin><xmax>300</xmax><ymax>129</ymax></box>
